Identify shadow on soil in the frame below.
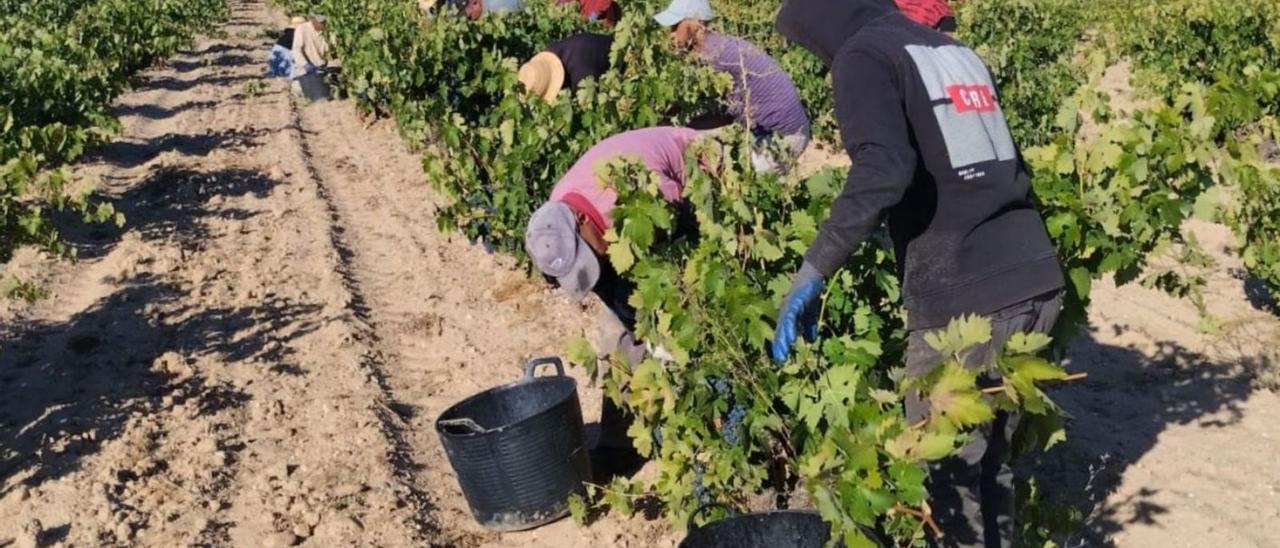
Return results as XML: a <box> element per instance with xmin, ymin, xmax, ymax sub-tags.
<box><xmin>86</xmin><ymin>125</ymin><xmax>274</xmax><ymax>169</ymax></box>
<box><xmin>186</xmin><ymin>43</ymin><xmax>256</xmax><ymax>58</ymax></box>
<box><xmin>114</xmin><ymin>100</ymin><xmax>219</xmax><ymax>121</ymax></box>
<box><xmin>141</xmin><ymin>72</ymin><xmax>258</xmax><ymax>93</ymax></box>
<box><xmin>1026</xmin><ymin>325</ymin><xmax>1263</xmax><ymax>546</ymax></box>
<box><xmin>1234</xmin><ymin>267</ymin><xmax>1279</xmax><ymax>315</ymax></box>
<box><xmin>57</xmin><ymin>166</ymin><xmax>276</xmax><ymax>259</ymax></box>
<box><xmin>0</xmin><ymin>166</ymin><xmax>321</xmax><ymax>495</ymax></box>
<box><xmin>170</xmin><ymin>54</ymin><xmax>257</xmax><ymax>74</ymax></box>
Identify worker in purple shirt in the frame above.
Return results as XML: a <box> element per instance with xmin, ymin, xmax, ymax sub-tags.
<box><xmin>525</xmin><ymin>127</ymin><xmax>702</xmax><ymax>479</ymax></box>
<box><xmin>655</xmin><ymin>0</ymin><xmax>811</xmax><ymax>174</ymax></box>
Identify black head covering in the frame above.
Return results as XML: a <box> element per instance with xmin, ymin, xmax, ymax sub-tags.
<box><xmin>775</xmin><ymin>0</ymin><xmax>896</xmax><ymax>68</ymax></box>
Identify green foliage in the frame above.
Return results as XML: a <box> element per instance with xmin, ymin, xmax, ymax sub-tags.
<box><xmin>299</xmin><ymin>0</ymin><xmax>727</xmax><ymax>256</ymax></box>
<box><xmin>1103</xmin><ymin>0</ymin><xmax>1280</xmax><ymax>302</ymax></box>
<box><xmin>1024</xmin><ymin>62</ymin><xmax>1219</xmax><ymax>337</ymax></box>
<box><xmin>957</xmin><ymin>0</ymin><xmax>1088</xmax><ymax>146</ymax></box>
<box><xmin>1</xmin><ymin>0</ymin><xmax>225</xmax><ymax>266</ymax></box>
<box><xmin>558</xmin><ymin>131</ymin><xmax>1073</xmax><ymax>545</ymax></box>
<box><xmin>1103</xmin><ymin>0</ymin><xmax>1280</xmax><ymax>108</ymax></box>
<box><xmin>1222</xmin><ymin>118</ymin><xmax>1280</xmax><ymax>304</ymax></box>
<box><xmin>280</xmin><ymin>0</ymin><xmax>1279</xmax><ymax>542</ymax></box>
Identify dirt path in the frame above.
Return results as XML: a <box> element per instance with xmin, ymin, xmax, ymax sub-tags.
<box><xmin>1037</xmin><ymin>220</ymin><xmax>1280</xmax><ymax>547</ymax></box>
<box><xmin>1</xmin><ymin>1</ymin><xmax>1278</xmax><ymax>547</ymax></box>
<box><xmin>1</xmin><ymin>1</ymin><xmax>428</xmax><ymax>545</ymax></box>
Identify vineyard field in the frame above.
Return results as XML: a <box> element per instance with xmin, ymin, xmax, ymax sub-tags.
<box><xmin>1</xmin><ymin>0</ymin><xmax>1279</xmax><ymax>546</ymax></box>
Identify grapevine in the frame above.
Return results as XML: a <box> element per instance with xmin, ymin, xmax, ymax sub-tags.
<box><xmin>0</xmin><ymin>0</ymin><xmax>1274</xmax><ymax>543</ymax></box>
<box><xmin>1</xmin><ymin>0</ymin><xmax>227</xmax><ymax>278</ymax></box>
<box><xmin>263</xmin><ymin>0</ymin><xmax>1280</xmax><ymax>543</ymax></box>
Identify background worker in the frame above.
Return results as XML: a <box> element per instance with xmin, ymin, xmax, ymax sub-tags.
<box><xmin>463</xmin><ymin>0</ymin><xmax>522</xmax><ymax>20</ymax></box>
<box><xmin>525</xmin><ymin>126</ymin><xmax>700</xmax><ymax>479</ymax></box>
<box><xmin>770</xmin><ymin>0</ymin><xmax>1065</xmax><ymax>546</ymax></box>
<box><xmin>896</xmin><ymin>0</ymin><xmax>957</xmax><ymax>33</ymax></box>
<box><xmin>557</xmin><ymin>0</ymin><xmax>623</xmax><ymax>25</ymax></box>
<box><xmin>654</xmin><ymin>0</ymin><xmax>810</xmax><ymax>174</ymax></box>
<box><xmin>518</xmin><ymin>33</ymin><xmax>615</xmax><ymax>102</ymax></box>
<box><xmin>266</xmin><ymin>17</ymin><xmax>304</xmax><ymax>78</ymax></box>
<box><xmin>289</xmin><ymin>15</ymin><xmax>330</xmax><ymax>78</ymax></box>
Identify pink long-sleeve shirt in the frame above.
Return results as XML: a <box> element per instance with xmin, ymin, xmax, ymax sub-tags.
<box><xmin>550</xmin><ymin>127</ymin><xmax>699</xmax><ymax>231</ymax></box>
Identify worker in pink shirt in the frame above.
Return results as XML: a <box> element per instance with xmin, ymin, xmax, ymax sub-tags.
<box><xmin>525</xmin><ymin>126</ymin><xmax>700</xmax><ymax>479</ymax></box>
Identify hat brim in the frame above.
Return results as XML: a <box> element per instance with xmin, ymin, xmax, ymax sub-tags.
<box><xmin>653</xmin><ymin>9</ymin><xmax>684</xmax><ymax>27</ymax></box>
<box><xmin>519</xmin><ymin>52</ymin><xmax>566</xmax><ymax>102</ymax></box>
<box><xmin>555</xmin><ymin>237</ymin><xmax>601</xmax><ymax>301</ymax></box>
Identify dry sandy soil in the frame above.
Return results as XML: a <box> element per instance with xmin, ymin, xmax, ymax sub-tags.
<box><xmin>2</xmin><ymin>1</ymin><xmax>1279</xmax><ymax>547</ymax></box>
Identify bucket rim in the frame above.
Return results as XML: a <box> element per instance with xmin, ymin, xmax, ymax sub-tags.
<box><xmin>435</xmin><ymin>373</ymin><xmax>578</xmax><ymax>438</ymax></box>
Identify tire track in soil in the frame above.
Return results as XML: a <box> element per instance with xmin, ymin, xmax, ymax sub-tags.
<box><xmin>283</xmin><ymin>94</ymin><xmax>442</xmax><ymax>545</ymax></box>
<box><xmin>2</xmin><ymin>1</ymin><xmax>426</xmax><ymax>546</ymax></box>
<box><xmin>291</xmin><ymin>94</ymin><xmax>680</xmax><ymax>546</ymax></box>
<box><xmin>0</xmin><ymin>8</ymin><xmax>263</xmax><ymax>546</ymax></box>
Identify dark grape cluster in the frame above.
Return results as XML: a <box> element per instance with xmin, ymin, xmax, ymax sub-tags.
<box><xmin>720</xmin><ymin>404</ymin><xmax>746</xmax><ymax>446</ymax></box>
<box><xmin>709</xmin><ymin>377</ymin><xmax>731</xmax><ymax>397</ymax></box>
<box><xmin>692</xmin><ymin>462</ymin><xmax>711</xmax><ymax>504</ymax></box>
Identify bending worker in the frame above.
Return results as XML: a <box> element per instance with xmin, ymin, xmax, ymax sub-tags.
<box><xmin>525</xmin><ymin>126</ymin><xmax>700</xmax><ymax>478</ymax></box>
<box><xmin>290</xmin><ymin>15</ymin><xmax>330</xmax><ymax>79</ymax></box>
<box><xmin>654</xmin><ymin>0</ymin><xmax>810</xmax><ymax>173</ymax></box>
<box><xmin>518</xmin><ymin>33</ymin><xmax>615</xmax><ymax>102</ymax></box>
<box><xmin>770</xmin><ymin>1</ymin><xmax>1065</xmax><ymax>547</ymax></box>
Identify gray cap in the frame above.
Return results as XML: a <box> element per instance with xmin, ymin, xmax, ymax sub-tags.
<box><xmin>525</xmin><ymin>201</ymin><xmax>600</xmax><ymax>301</ymax></box>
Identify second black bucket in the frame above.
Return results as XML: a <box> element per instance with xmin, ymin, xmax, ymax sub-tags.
<box><xmin>435</xmin><ymin>357</ymin><xmax>590</xmax><ymax>531</ymax></box>
<box><xmin>680</xmin><ymin>506</ymin><xmax>886</xmax><ymax>548</ymax></box>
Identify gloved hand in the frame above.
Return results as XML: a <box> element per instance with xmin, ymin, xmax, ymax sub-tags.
<box><xmin>771</xmin><ymin>262</ymin><xmax>824</xmax><ymax>363</ymax></box>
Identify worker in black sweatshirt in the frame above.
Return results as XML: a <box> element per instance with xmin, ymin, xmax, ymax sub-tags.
<box><xmin>769</xmin><ymin>0</ymin><xmax>1066</xmax><ymax>546</ymax></box>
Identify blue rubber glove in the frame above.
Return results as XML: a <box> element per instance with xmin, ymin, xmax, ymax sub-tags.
<box><xmin>771</xmin><ymin>262</ymin><xmax>824</xmax><ymax>363</ymax></box>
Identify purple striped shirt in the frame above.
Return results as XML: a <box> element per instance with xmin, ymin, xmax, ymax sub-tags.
<box><xmin>699</xmin><ymin>32</ymin><xmax>811</xmax><ymax>137</ymax></box>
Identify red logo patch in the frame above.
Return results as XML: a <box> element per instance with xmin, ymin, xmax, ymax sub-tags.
<box><xmin>946</xmin><ymin>84</ymin><xmax>996</xmax><ymax>113</ymax></box>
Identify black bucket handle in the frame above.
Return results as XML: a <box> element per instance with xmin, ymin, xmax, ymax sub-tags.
<box><xmin>525</xmin><ymin>356</ymin><xmax>566</xmax><ymax>379</ymax></box>
<box><xmin>687</xmin><ymin>502</ymin><xmax>742</xmax><ymax>533</ymax></box>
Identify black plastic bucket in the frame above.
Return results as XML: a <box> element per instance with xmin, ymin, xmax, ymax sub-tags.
<box><xmin>680</xmin><ymin>506</ymin><xmax>886</xmax><ymax>548</ymax></box>
<box><xmin>436</xmin><ymin>357</ymin><xmax>590</xmax><ymax>531</ymax></box>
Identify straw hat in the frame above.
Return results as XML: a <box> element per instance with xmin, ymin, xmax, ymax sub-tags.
<box><xmin>289</xmin><ymin>16</ymin><xmax>306</xmax><ymax>24</ymax></box>
<box><xmin>517</xmin><ymin>52</ymin><xmax>566</xmax><ymax>102</ymax></box>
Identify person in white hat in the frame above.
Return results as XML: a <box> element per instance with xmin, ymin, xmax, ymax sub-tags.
<box><xmin>517</xmin><ymin>33</ymin><xmax>614</xmax><ymax>102</ymax></box>
<box><xmin>526</xmin><ymin>126</ymin><xmax>704</xmax><ymax>479</ymax></box>
<box><xmin>654</xmin><ymin>0</ymin><xmax>811</xmax><ymax>174</ymax></box>
<box><xmin>290</xmin><ymin>15</ymin><xmax>330</xmax><ymax>78</ymax></box>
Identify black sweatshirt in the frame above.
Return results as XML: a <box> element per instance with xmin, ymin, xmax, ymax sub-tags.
<box><xmin>776</xmin><ymin>0</ymin><xmax>1063</xmax><ymax>330</ymax></box>
<box><xmin>544</xmin><ymin>33</ymin><xmax>614</xmax><ymax>90</ymax></box>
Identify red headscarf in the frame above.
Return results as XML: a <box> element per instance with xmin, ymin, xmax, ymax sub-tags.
<box><xmin>557</xmin><ymin>0</ymin><xmax>617</xmax><ymax>21</ymax></box>
<box><xmin>895</xmin><ymin>0</ymin><xmax>954</xmax><ymax>30</ymax></box>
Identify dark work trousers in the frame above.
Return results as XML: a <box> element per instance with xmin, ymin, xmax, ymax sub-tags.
<box><xmin>588</xmin><ymin>204</ymin><xmax>699</xmax><ymax>450</ymax></box>
<box><xmin>904</xmin><ymin>289</ymin><xmax>1064</xmax><ymax>548</ymax></box>
<box><xmin>591</xmin><ymin>258</ymin><xmax>642</xmax><ymax>449</ymax></box>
